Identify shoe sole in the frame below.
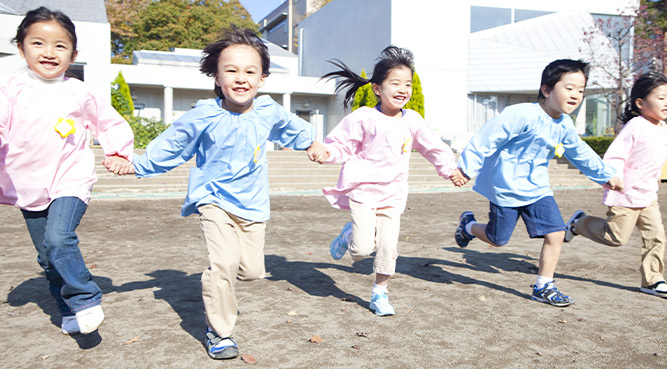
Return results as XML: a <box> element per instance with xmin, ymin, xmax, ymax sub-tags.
<box><xmin>369</xmin><ymin>305</ymin><xmax>395</xmax><ymax>316</ymax></box>
<box><xmin>207</xmin><ymin>346</ymin><xmax>239</xmax><ymax>360</ymax></box>
<box><xmin>530</xmin><ymin>295</ymin><xmax>573</xmax><ymax>307</ymax></box>
<box><xmin>639</xmin><ymin>287</ymin><xmax>667</xmax><ymax>298</ymax></box>
<box><xmin>564</xmin><ymin>210</ymin><xmax>584</xmax><ymax>242</ymax></box>
<box><xmin>330</xmin><ymin>223</ymin><xmax>351</xmax><ymax>260</ymax></box>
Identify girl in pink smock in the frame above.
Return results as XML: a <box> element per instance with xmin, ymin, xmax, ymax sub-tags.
<box><xmin>0</xmin><ymin>7</ymin><xmax>134</xmax><ymax>335</ymax></box>
<box><xmin>320</xmin><ymin>46</ymin><xmax>460</xmax><ymax>316</ymax></box>
<box><xmin>564</xmin><ymin>72</ymin><xmax>667</xmax><ymax>299</ymax></box>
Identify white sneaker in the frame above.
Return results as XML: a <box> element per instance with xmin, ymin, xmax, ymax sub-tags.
<box><xmin>640</xmin><ymin>281</ymin><xmax>667</xmax><ymax>298</ymax></box>
<box><xmin>75</xmin><ymin>305</ymin><xmax>104</xmax><ymax>334</ymax></box>
<box><xmin>61</xmin><ymin>315</ymin><xmax>79</xmax><ymax>335</ymax></box>
<box><xmin>564</xmin><ymin>210</ymin><xmax>585</xmax><ymax>242</ymax></box>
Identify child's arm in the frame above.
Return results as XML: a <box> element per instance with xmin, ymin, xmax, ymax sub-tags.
<box><xmin>83</xmin><ymin>92</ymin><xmax>134</xmax><ymax>164</ymax></box>
<box><xmin>561</xmin><ymin>123</ymin><xmax>624</xmax><ymax>187</ymax></box>
<box><xmin>605</xmin><ymin>176</ymin><xmax>624</xmax><ymax>191</ymax></box>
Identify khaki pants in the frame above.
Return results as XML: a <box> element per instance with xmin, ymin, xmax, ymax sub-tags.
<box><xmin>198</xmin><ymin>204</ymin><xmax>266</xmax><ymax>337</ymax></box>
<box><xmin>574</xmin><ymin>201</ymin><xmax>666</xmax><ymax>286</ymax></box>
<box><xmin>349</xmin><ymin>200</ymin><xmax>401</xmax><ymax>275</ymax></box>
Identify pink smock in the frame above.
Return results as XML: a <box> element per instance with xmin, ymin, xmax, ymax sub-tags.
<box><xmin>0</xmin><ymin>69</ymin><xmax>134</xmax><ymax>211</ymax></box>
<box><xmin>323</xmin><ymin>106</ymin><xmax>456</xmax><ymax>213</ymax></box>
<box><xmin>602</xmin><ymin>115</ymin><xmax>667</xmax><ymax>208</ymax></box>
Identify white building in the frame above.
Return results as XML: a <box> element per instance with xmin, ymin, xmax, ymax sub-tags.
<box><xmin>0</xmin><ymin>0</ymin><xmax>113</xmax><ymax>103</ymax></box>
<box><xmin>109</xmin><ymin>42</ymin><xmax>336</xmax><ymax>144</ymax></box>
<box><xmin>294</xmin><ymin>0</ymin><xmax>638</xmax><ymax>149</ymax></box>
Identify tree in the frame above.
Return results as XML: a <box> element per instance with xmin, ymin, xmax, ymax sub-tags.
<box><xmin>111</xmin><ymin>72</ymin><xmax>134</xmax><ymax>120</ymax></box>
<box><xmin>351</xmin><ymin>69</ymin><xmax>376</xmax><ymax>111</ymax></box>
<box><xmin>580</xmin><ymin>2</ymin><xmax>667</xmax><ymax>126</ymax></box>
<box><xmin>405</xmin><ymin>71</ymin><xmax>424</xmax><ymax>117</ymax></box>
<box><xmin>105</xmin><ymin>0</ymin><xmax>151</xmax><ymax>64</ymax></box>
<box><xmin>106</xmin><ymin>0</ymin><xmax>257</xmax><ymax>63</ymax></box>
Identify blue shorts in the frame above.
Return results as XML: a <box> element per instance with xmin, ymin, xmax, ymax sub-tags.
<box><xmin>485</xmin><ymin>196</ymin><xmax>565</xmax><ymax>246</ymax></box>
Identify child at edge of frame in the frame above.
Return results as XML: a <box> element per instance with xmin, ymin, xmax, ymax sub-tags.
<box><xmin>451</xmin><ymin>59</ymin><xmax>623</xmax><ymax>307</ymax></box>
<box><xmin>0</xmin><ymin>6</ymin><xmax>134</xmax><ymax>336</ymax></box>
<box><xmin>564</xmin><ymin>71</ymin><xmax>667</xmax><ymax>299</ymax></box>
<box><xmin>108</xmin><ymin>26</ymin><xmax>327</xmax><ymax>359</ymax></box>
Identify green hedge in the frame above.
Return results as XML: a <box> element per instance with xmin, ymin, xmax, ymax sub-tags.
<box><xmin>129</xmin><ymin>117</ymin><xmax>168</xmax><ymax>149</ymax></box>
<box><xmin>582</xmin><ymin>136</ymin><xmax>614</xmax><ymax>157</ymax></box>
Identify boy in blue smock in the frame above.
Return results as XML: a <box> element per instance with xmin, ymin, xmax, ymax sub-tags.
<box><xmin>116</xmin><ymin>27</ymin><xmax>327</xmax><ymax>359</ymax></box>
<box><xmin>450</xmin><ymin>59</ymin><xmax>623</xmax><ymax>307</ymax></box>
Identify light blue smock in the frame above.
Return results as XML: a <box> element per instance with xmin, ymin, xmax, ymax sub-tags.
<box><xmin>134</xmin><ymin>95</ymin><xmax>316</xmax><ymax>221</ymax></box>
<box><xmin>457</xmin><ymin>103</ymin><xmax>615</xmax><ymax>207</ymax></box>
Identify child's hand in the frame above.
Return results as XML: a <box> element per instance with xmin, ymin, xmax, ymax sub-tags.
<box><xmin>307</xmin><ymin>141</ymin><xmax>329</xmax><ymax>164</ymax></box>
<box><xmin>450</xmin><ymin>168</ymin><xmax>470</xmax><ymax>187</ymax></box>
<box><xmin>606</xmin><ymin>177</ymin><xmax>624</xmax><ymax>191</ymax></box>
<box><xmin>102</xmin><ymin>155</ymin><xmax>135</xmax><ymax>175</ymax></box>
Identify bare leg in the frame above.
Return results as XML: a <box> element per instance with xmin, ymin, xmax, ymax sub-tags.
<box><xmin>537</xmin><ymin>231</ymin><xmax>565</xmax><ymax>278</ymax></box>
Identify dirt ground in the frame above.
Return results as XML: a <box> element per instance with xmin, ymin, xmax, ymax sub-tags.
<box><xmin>1</xmin><ymin>186</ymin><xmax>666</xmax><ymax>369</ymax></box>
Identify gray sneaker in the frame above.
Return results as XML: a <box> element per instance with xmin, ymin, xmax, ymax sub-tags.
<box><xmin>564</xmin><ymin>210</ymin><xmax>585</xmax><ymax>242</ymax></box>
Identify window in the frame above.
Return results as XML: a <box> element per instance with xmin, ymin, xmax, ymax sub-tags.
<box><xmin>584</xmin><ymin>94</ymin><xmax>616</xmax><ymax>136</ymax></box>
<box><xmin>471</xmin><ymin>7</ymin><xmax>553</xmax><ymax>33</ymax></box>
<box><xmin>468</xmin><ymin>94</ymin><xmax>508</xmax><ymax>132</ymax></box>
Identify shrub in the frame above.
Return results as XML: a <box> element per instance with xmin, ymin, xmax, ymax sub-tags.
<box><xmin>352</xmin><ymin>69</ymin><xmax>376</xmax><ymax>110</ymax></box>
<box><xmin>582</xmin><ymin>136</ymin><xmax>614</xmax><ymax>156</ymax></box>
<box><xmin>129</xmin><ymin>117</ymin><xmax>168</xmax><ymax>149</ymax></box>
<box><xmin>405</xmin><ymin>71</ymin><xmax>424</xmax><ymax>117</ymax></box>
<box><xmin>111</xmin><ymin>72</ymin><xmax>134</xmax><ymax>120</ymax></box>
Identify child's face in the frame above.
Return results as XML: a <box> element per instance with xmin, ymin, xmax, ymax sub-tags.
<box><xmin>18</xmin><ymin>20</ymin><xmax>77</xmax><ymax>80</ymax></box>
<box><xmin>372</xmin><ymin>66</ymin><xmax>412</xmax><ymax>117</ymax></box>
<box><xmin>540</xmin><ymin>71</ymin><xmax>586</xmax><ymax>119</ymax></box>
<box><xmin>636</xmin><ymin>84</ymin><xmax>667</xmax><ymax>124</ymax></box>
<box><xmin>215</xmin><ymin>44</ymin><xmax>266</xmax><ymax>114</ymax></box>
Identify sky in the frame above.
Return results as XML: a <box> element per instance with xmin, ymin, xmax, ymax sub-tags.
<box><xmin>238</xmin><ymin>0</ymin><xmax>286</xmax><ymax>22</ymax></box>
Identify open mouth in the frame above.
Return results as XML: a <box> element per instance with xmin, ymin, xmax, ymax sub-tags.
<box><xmin>39</xmin><ymin>61</ymin><xmax>58</xmax><ymax>68</ymax></box>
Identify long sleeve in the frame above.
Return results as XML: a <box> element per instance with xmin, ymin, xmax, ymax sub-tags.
<box><xmin>411</xmin><ymin>116</ymin><xmax>457</xmax><ymax>178</ymax></box>
<box><xmin>264</xmin><ymin>100</ymin><xmax>316</xmax><ymax>150</ymax></box>
<box><xmin>133</xmin><ymin>108</ymin><xmax>209</xmax><ymax>178</ymax></box>
<box><xmin>83</xmin><ymin>91</ymin><xmax>134</xmax><ymax>162</ymax></box>
<box><xmin>561</xmin><ymin>126</ymin><xmax>614</xmax><ymax>185</ymax></box>
<box><xmin>323</xmin><ymin>113</ymin><xmax>364</xmax><ymax>165</ymax></box>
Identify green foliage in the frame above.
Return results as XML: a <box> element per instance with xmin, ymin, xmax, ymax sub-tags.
<box><xmin>111</xmin><ymin>0</ymin><xmax>258</xmax><ymax>62</ymax></box>
<box><xmin>582</xmin><ymin>136</ymin><xmax>614</xmax><ymax>157</ymax></box>
<box><xmin>111</xmin><ymin>72</ymin><xmax>134</xmax><ymax>120</ymax></box>
<box><xmin>129</xmin><ymin>117</ymin><xmax>169</xmax><ymax>149</ymax></box>
<box><xmin>352</xmin><ymin>69</ymin><xmax>376</xmax><ymax>111</ymax></box>
<box><xmin>405</xmin><ymin>71</ymin><xmax>425</xmax><ymax>117</ymax></box>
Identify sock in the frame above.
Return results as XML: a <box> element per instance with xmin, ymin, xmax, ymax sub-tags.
<box><xmin>465</xmin><ymin>221</ymin><xmax>476</xmax><ymax>237</ymax></box>
<box><xmin>535</xmin><ymin>275</ymin><xmax>553</xmax><ymax>289</ymax></box>
<box><xmin>372</xmin><ymin>283</ymin><xmax>388</xmax><ymax>296</ymax></box>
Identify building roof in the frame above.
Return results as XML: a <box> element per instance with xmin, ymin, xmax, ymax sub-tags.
<box><xmin>468</xmin><ymin>11</ymin><xmax>618</xmax><ymax>94</ymax></box>
<box><xmin>132</xmin><ymin>39</ymin><xmax>293</xmax><ymax>74</ymax></box>
<box><xmin>0</xmin><ymin>0</ymin><xmax>108</xmax><ymax>23</ymax></box>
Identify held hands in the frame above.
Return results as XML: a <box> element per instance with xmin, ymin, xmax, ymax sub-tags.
<box><xmin>101</xmin><ymin>155</ymin><xmax>135</xmax><ymax>175</ymax></box>
<box><xmin>307</xmin><ymin>140</ymin><xmax>329</xmax><ymax>164</ymax></box>
<box><xmin>450</xmin><ymin>168</ymin><xmax>470</xmax><ymax>187</ymax></box>
<box><xmin>606</xmin><ymin>176</ymin><xmax>624</xmax><ymax>191</ymax></box>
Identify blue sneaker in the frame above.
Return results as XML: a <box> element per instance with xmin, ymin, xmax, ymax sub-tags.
<box><xmin>564</xmin><ymin>210</ymin><xmax>585</xmax><ymax>242</ymax></box>
<box><xmin>455</xmin><ymin>211</ymin><xmax>476</xmax><ymax>247</ymax></box>
<box><xmin>205</xmin><ymin>327</ymin><xmax>238</xmax><ymax>360</ymax></box>
<box><xmin>369</xmin><ymin>292</ymin><xmax>395</xmax><ymax>316</ymax></box>
<box><xmin>330</xmin><ymin>222</ymin><xmax>352</xmax><ymax>260</ymax></box>
<box><xmin>531</xmin><ymin>282</ymin><xmax>574</xmax><ymax>307</ymax></box>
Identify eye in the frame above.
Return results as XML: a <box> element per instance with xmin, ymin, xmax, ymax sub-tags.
<box><xmin>31</xmin><ymin>41</ymin><xmax>42</xmax><ymax>46</ymax></box>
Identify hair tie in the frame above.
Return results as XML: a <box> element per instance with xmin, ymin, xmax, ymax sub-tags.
<box><xmin>630</xmin><ymin>110</ymin><xmax>639</xmax><ymax>116</ymax></box>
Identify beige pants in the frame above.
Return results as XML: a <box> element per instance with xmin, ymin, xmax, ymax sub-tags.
<box><xmin>198</xmin><ymin>204</ymin><xmax>266</xmax><ymax>337</ymax></box>
<box><xmin>574</xmin><ymin>201</ymin><xmax>666</xmax><ymax>286</ymax></box>
<box><xmin>349</xmin><ymin>200</ymin><xmax>401</xmax><ymax>275</ymax></box>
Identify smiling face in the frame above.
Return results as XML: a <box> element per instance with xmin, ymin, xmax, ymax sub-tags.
<box><xmin>17</xmin><ymin>20</ymin><xmax>77</xmax><ymax>80</ymax></box>
<box><xmin>215</xmin><ymin>44</ymin><xmax>266</xmax><ymax>114</ymax></box>
<box><xmin>636</xmin><ymin>84</ymin><xmax>667</xmax><ymax>124</ymax></box>
<box><xmin>540</xmin><ymin>71</ymin><xmax>586</xmax><ymax>119</ymax></box>
<box><xmin>372</xmin><ymin>66</ymin><xmax>412</xmax><ymax>118</ymax></box>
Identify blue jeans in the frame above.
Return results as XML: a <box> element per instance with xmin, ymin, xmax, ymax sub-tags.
<box><xmin>21</xmin><ymin>197</ymin><xmax>102</xmax><ymax>315</ymax></box>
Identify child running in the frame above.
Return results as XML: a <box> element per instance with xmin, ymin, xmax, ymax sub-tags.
<box><xmin>110</xmin><ymin>27</ymin><xmax>327</xmax><ymax>359</ymax></box>
<box><xmin>320</xmin><ymin>46</ymin><xmax>458</xmax><ymax>316</ymax></box>
<box><xmin>452</xmin><ymin>59</ymin><xmax>623</xmax><ymax>307</ymax></box>
<box><xmin>564</xmin><ymin>72</ymin><xmax>667</xmax><ymax>299</ymax></box>
<box><xmin>0</xmin><ymin>7</ymin><xmax>134</xmax><ymax>335</ymax></box>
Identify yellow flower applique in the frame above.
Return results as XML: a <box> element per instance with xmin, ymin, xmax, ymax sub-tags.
<box><xmin>253</xmin><ymin>145</ymin><xmax>261</xmax><ymax>163</ymax></box>
<box><xmin>55</xmin><ymin>118</ymin><xmax>76</xmax><ymax>138</ymax></box>
<box><xmin>402</xmin><ymin>138</ymin><xmax>410</xmax><ymax>153</ymax></box>
<box><xmin>554</xmin><ymin>143</ymin><xmax>565</xmax><ymax>158</ymax></box>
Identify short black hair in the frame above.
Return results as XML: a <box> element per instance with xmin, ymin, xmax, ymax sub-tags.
<box><xmin>537</xmin><ymin>59</ymin><xmax>590</xmax><ymax>102</ymax></box>
<box><xmin>12</xmin><ymin>6</ymin><xmax>77</xmax><ymax>58</ymax></box>
<box><xmin>200</xmin><ymin>25</ymin><xmax>270</xmax><ymax>99</ymax></box>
